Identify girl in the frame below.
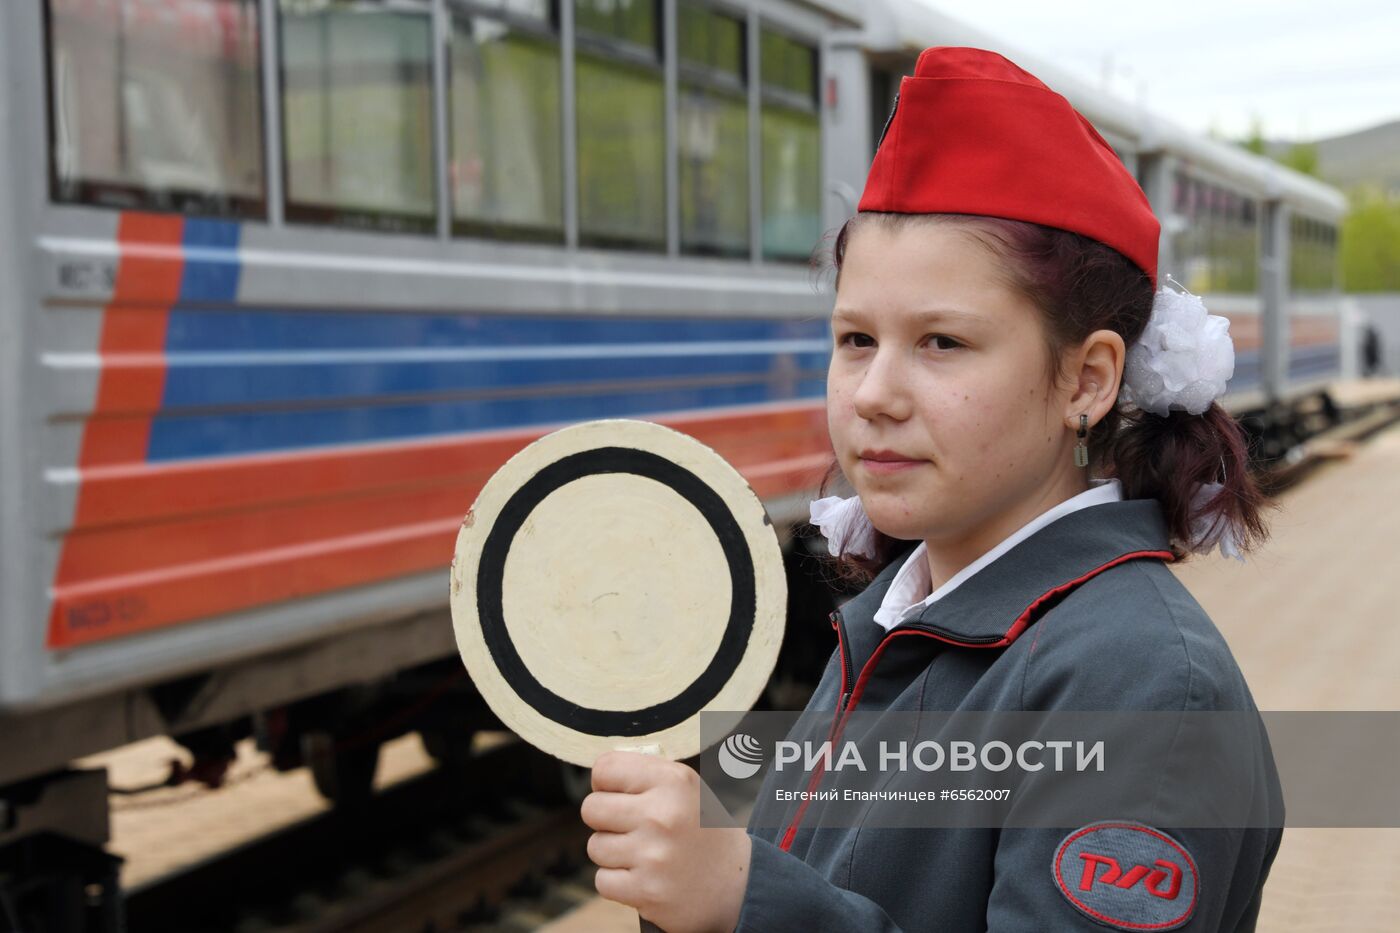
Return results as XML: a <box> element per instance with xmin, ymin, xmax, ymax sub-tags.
<box><xmin>581</xmin><ymin>46</ymin><xmax>1283</xmax><ymax>932</ymax></box>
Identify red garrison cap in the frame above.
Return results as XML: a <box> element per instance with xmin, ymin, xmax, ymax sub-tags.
<box><xmin>858</xmin><ymin>46</ymin><xmax>1161</xmax><ymax>287</ymax></box>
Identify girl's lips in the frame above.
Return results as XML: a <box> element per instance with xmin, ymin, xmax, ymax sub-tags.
<box><xmin>858</xmin><ymin>457</ymin><xmax>926</xmax><ymax>474</ymax></box>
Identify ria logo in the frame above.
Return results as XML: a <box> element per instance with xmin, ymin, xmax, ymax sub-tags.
<box><xmin>717</xmin><ymin>733</ymin><xmax>765</xmax><ymax>779</ymax></box>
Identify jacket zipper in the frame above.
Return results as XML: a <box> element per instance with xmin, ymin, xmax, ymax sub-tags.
<box><xmin>778</xmin><ymin>621</ymin><xmax>943</xmax><ymax>852</ymax></box>
<box><xmin>831</xmin><ymin>608</ymin><xmax>854</xmax><ymax>718</ymax></box>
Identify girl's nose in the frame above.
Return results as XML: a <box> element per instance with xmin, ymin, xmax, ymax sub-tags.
<box><xmin>850</xmin><ymin>350</ymin><xmax>913</xmax><ymax>422</ymax></box>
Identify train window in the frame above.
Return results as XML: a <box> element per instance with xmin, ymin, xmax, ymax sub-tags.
<box><xmin>575</xmin><ymin>0</ymin><xmax>665</xmax><ymax>249</ymax></box>
<box><xmin>1235</xmin><ymin>195</ymin><xmax>1258</xmax><ymax>292</ymax></box>
<box><xmin>1168</xmin><ymin>171</ymin><xmax>1256</xmax><ymax>293</ymax></box>
<box><xmin>280</xmin><ymin>0</ymin><xmax>436</xmax><ymax>233</ymax></box>
<box><xmin>679</xmin><ymin>2</ymin><xmax>744</xmax><ymax>76</ymax></box>
<box><xmin>759</xmin><ymin>28</ymin><xmax>819</xmax><ymax>262</ymax></box>
<box><xmin>449</xmin><ymin>6</ymin><xmax>565</xmax><ymax>242</ymax></box>
<box><xmin>1290</xmin><ymin>215</ymin><xmax>1338</xmax><ymax>292</ymax></box>
<box><xmin>760</xmin><ymin>29</ymin><xmax>816</xmax><ymax>101</ymax></box>
<box><xmin>45</xmin><ymin>0</ymin><xmax>265</xmax><ymax>217</ymax></box>
<box><xmin>576</xmin><ymin>0</ymin><xmax>657</xmax><ymax>49</ymax></box>
<box><xmin>1218</xmin><ymin>189</ymin><xmax>1256</xmax><ymax>293</ymax></box>
<box><xmin>467</xmin><ymin>0</ymin><xmax>552</xmax><ymax>19</ymax></box>
<box><xmin>677</xmin><ymin>2</ymin><xmax>749</xmax><ymax>257</ymax></box>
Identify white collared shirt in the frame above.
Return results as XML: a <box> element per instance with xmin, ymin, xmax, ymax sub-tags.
<box><xmin>871</xmin><ymin>478</ymin><xmax>1125</xmax><ymax>631</ymax></box>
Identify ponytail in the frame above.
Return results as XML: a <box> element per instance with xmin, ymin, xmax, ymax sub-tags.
<box><xmin>1103</xmin><ymin>403</ymin><xmax>1276</xmax><ymax>562</ymax></box>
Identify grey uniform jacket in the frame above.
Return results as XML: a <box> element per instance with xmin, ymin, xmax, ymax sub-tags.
<box><xmin>734</xmin><ymin>497</ymin><xmax>1283</xmax><ymax>932</ymax></box>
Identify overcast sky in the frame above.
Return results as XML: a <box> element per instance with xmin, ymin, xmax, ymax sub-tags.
<box><xmin>925</xmin><ymin>0</ymin><xmax>1400</xmax><ymax>142</ymax></box>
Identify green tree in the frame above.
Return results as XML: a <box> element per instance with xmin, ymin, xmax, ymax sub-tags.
<box><xmin>1242</xmin><ymin>115</ymin><xmax>1267</xmax><ymax>155</ymax></box>
<box><xmin>1281</xmin><ymin>141</ymin><xmax>1320</xmax><ymax>177</ymax></box>
<box><xmin>1341</xmin><ymin>186</ymin><xmax>1400</xmax><ymax>292</ymax></box>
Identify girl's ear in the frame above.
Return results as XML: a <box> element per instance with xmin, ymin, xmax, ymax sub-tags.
<box><xmin>1065</xmin><ymin>329</ymin><xmax>1125</xmax><ymax>425</ymax></box>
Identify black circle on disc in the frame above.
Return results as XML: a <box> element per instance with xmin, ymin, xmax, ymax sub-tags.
<box><xmin>476</xmin><ymin>446</ymin><xmax>757</xmax><ymax>736</ymax></box>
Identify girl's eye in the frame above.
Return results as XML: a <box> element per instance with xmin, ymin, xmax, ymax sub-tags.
<box><xmin>836</xmin><ymin>332</ymin><xmax>875</xmax><ymax>349</ymax></box>
<box><xmin>835</xmin><ymin>333</ymin><xmax>962</xmax><ymax>350</ymax></box>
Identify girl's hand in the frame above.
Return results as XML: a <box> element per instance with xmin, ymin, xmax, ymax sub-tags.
<box><xmin>581</xmin><ymin>749</ymin><xmax>751</xmax><ymax>933</ymax></box>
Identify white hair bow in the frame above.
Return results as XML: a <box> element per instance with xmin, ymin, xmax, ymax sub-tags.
<box><xmin>1120</xmin><ymin>274</ymin><xmax>1235</xmax><ymax>417</ymax></box>
<box><xmin>808</xmin><ymin>495</ymin><xmax>881</xmax><ymax>560</ymax></box>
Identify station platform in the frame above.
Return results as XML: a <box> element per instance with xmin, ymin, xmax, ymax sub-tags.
<box><xmin>543</xmin><ymin>418</ymin><xmax>1400</xmax><ymax>932</ymax></box>
<box><xmin>1195</xmin><ymin>418</ymin><xmax>1400</xmax><ymax>933</ymax></box>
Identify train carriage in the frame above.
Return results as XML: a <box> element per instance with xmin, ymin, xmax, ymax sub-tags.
<box><xmin>0</xmin><ymin>0</ymin><xmax>1354</xmax><ymax>924</ymax></box>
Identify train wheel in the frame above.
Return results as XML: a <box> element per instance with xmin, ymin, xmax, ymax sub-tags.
<box><xmin>420</xmin><ymin>726</ymin><xmax>478</xmax><ymax>772</ymax></box>
<box><xmin>304</xmin><ymin>732</ymin><xmax>380</xmax><ymax>807</ymax></box>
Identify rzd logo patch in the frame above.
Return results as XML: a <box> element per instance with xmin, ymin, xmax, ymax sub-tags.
<box><xmin>1052</xmin><ymin>821</ymin><xmax>1198</xmax><ymax>930</ymax></box>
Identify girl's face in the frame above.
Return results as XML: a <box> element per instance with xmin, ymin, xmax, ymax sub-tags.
<box><xmin>827</xmin><ymin>221</ymin><xmax>1080</xmax><ymax>549</ymax></box>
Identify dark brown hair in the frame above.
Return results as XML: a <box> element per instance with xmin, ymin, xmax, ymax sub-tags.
<box><xmin>808</xmin><ymin>211</ymin><xmax>1276</xmax><ymax>585</ymax></box>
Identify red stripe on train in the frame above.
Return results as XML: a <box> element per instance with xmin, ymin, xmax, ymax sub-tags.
<box><xmin>77</xmin><ymin>213</ymin><xmax>183</xmax><ymax>467</ymax></box>
<box><xmin>48</xmin><ymin>393</ymin><xmax>829</xmax><ymax>647</ymax></box>
<box><xmin>47</xmin><ymin>212</ymin><xmax>183</xmax><ymax>648</ymax></box>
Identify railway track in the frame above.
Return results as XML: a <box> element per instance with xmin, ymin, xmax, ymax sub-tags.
<box><xmin>124</xmin><ymin>741</ymin><xmax>598</xmax><ymax>933</ymax></box>
<box><xmin>1260</xmin><ymin>392</ymin><xmax>1400</xmax><ymax>492</ymax></box>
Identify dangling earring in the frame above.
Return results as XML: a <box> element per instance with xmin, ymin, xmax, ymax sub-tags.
<box><xmin>1074</xmin><ymin>413</ymin><xmax>1089</xmax><ymax>468</ymax></box>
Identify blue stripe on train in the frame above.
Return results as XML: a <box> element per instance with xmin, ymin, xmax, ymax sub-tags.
<box><xmin>178</xmin><ymin>218</ymin><xmax>242</xmax><ymax>303</ymax></box>
<box><xmin>162</xmin><ymin>307</ymin><xmax>830</xmax><ymax>350</ymax></box>
<box><xmin>1288</xmin><ymin>344</ymin><xmax>1339</xmax><ymax>379</ymax></box>
<box><xmin>1230</xmin><ymin>349</ymin><xmax>1261</xmax><ymax>392</ymax></box>
<box><xmin>146</xmin><ymin>377</ymin><xmax>828</xmax><ymax>460</ymax></box>
<box><xmin>152</xmin><ymin>310</ymin><xmax>831</xmax><ymax>459</ymax></box>
<box><xmin>1223</xmin><ymin>344</ymin><xmax>1340</xmax><ymax>397</ymax></box>
<box><xmin>151</xmin><ymin>220</ymin><xmax>834</xmax><ymax>459</ymax></box>
<box><xmin>1227</xmin><ymin>344</ymin><xmax>1340</xmax><ymax>394</ymax></box>
<box><xmin>157</xmin><ymin>348</ymin><xmax>833</xmax><ymax>408</ymax></box>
